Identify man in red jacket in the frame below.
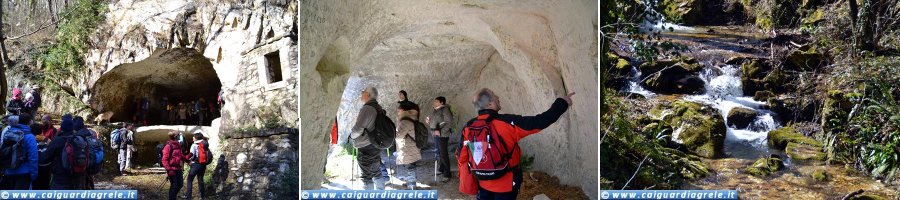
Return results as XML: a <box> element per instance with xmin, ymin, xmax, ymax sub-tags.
<box><xmin>457</xmin><ymin>88</ymin><xmax>573</xmax><ymax>199</ymax></box>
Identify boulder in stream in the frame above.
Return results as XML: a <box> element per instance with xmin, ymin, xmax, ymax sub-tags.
<box><xmin>727</xmin><ymin>107</ymin><xmax>758</xmax><ymax>129</ymax></box>
<box><xmin>640</xmin><ymin>58</ymin><xmax>706</xmax><ymax>94</ymax></box>
<box><xmin>743</xmin><ymin>156</ymin><xmax>784</xmax><ymax>177</ymax></box>
<box><xmin>786</xmin><ymin>141</ymin><xmax>825</xmax><ymax>161</ymax></box>
<box><xmin>767</xmin><ymin>126</ymin><xmax>820</xmax><ymax>150</ymax></box>
<box><xmin>652</xmin><ymin>100</ymin><xmax>726</xmax><ymax>158</ymax></box>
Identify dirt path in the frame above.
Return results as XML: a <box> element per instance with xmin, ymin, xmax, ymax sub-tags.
<box><xmin>94</xmin><ymin>167</ymin><xmax>210</xmax><ymax>199</ymax></box>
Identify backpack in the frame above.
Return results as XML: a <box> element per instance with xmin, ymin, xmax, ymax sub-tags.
<box><xmin>85</xmin><ymin>134</ymin><xmax>104</xmax><ymax>175</ymax></box>
<box><xmin>0</xmin><ymin>128</ymin><xmax>27</xmax><ymax>170</ymax></box>
<box><xmin>110</xmin><ymin>128</ymin><xmax>124</xmax><ymax>149</ymax></box>
<box><xmin>462</xmin><ymin>118</ymin><xmax>517</xmax><ymax>180</ymax></box>
<box><xmin>400</xmin><ymin>118</ymin><xmax>429</xmax><ymax>149</ymax></box>
<box><xmin>156</xmin><ymin>143</ymin><xmax>167</xmax><ymax>167</ymax></box>
<box><xmin>61</xmin><ymin>136</ymin><xmax>91</xmax><ymax>174</ymax></box>
<box><xmin>162</xmin><ymin>142</ymin><xmax>184</xmax><ymax>170</ymax></box>
<box><xmin>362</xmin><ymin>103</ymin><xmax>395</xmax><ymax>150</ymax></box>
<box><xmin>196</xmin><ymin>142</ymin><xmax>213</xmax><ymax>165</ymax></box>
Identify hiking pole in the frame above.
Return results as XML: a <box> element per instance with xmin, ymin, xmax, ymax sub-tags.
<box><xmin>351</xmin><ymin>146</ymin><xmax>356</xmax><ymax>189</ymax></box>
<box><xmin>156</xmin><ymin>175</ymin><xmax>169</xmax><ymax>191</ymax></box>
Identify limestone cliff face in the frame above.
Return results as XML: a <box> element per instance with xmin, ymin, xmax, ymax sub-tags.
<box><xmin>300</xmin><ymin>0</ymin><xmax>597</xmax><ymax>198</ymax></box>
<box><xmin>80</xmin><ymin>0</ymin><xmax>298</xmax><ymax>198</ymax></box>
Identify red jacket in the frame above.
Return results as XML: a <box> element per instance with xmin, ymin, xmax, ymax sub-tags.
<box><xmin>458</xmin><ymin>98</ymin><xmax>569</xmax><ymax>193</ymax></box>
<box><xmin>162</xmin><ymin>140</ymin><xmax>188</xmax><ymax>171</ymax></box>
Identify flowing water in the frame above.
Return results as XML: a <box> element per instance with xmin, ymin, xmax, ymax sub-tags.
<box><xmin>618</xmin><ymin>21</ymin><xmax>898</xmax><ymax>198</ymax></box>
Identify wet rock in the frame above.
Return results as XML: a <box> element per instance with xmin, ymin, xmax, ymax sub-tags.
<box><xmin>785</xmin><ymin>45</ymin><xmax>827</xmax><ymax>71</ymax></box>
<box><xmin>753</xmin><ymin>0</ymin><xmax>799</xmax><ymax>29</ymax></box>
<box><xmin>786</xmin><ymin>141</ymin><xmax>825</xmax><ymax>161</ymax></box>
<box><xmin>641</xmin><ymin>58</ymin><xmax>705</xmax><ymax>94</ymax></box>
<box><xmin>744</xmin><ymin>156</ymin><xmax>784</xmax><ymax>177</ymax></box>
<box><xmin>605</xmin><ymin>53</ymin><xmax>633</xmax><ymax>90</ymax></box>
<box><xmin>801</xmin><ymin>8</ymin><xmax>825</xmax><ymax>27</ymax></box>
<box><xmin>652</xmin><ymin>100</ymin><xmax>726</xmax><ymax>158</ymax></box>
<box><xmin>727</xmin><ymin>107</ymin><xmax>758</xmax><ymax>129</ymax></box>
<box><xmin>767</xmin><ymin>126</ymin><xmax>820</xmax><ymax>150</ymax></box>
<box><xmin>753</xmin><ymin>91</ymin><xmax>775</xmax><ymax>101</ymax></box>
<box><xmin>811</xmin><ymin>169</ymin><xmax>828</xmax><ymax>181</ymax></box>
<box><xmin>767</xmin><ymin>96</ymin><xmax>818</xmax><ymax>123</ymax></box>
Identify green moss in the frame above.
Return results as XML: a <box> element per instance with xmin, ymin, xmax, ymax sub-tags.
<box><xmin>786</xmin><ymin>142</ymin><xmax>826</xmax><ymax>161</ymax></box>
<box><xmin>768</xmin><ymin>127</ymin><xmax>820</xmax><ymax>150</ymax></box>
<box><xmin>744</xmin><ymin>157</ymin><xmax>784</xmax><ymax>177</ymax></box>
<box><xmin>753</xmin><ymin>91</ymin><xmax>775</xmax><ymax>101</ymax></box>
<box><xmin>661</xmin><ymin>100</ymin><xmax>726</xmax><ymax>158</ymax></box>
<box><xmin>811</xmin><ymin>169</ymin><xmax>828</xmax><ymax>181</ymax></box>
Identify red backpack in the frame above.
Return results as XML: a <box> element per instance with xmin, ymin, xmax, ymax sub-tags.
<box><xmin>164</xmin><ymin>142</ymin><xmax>184</xmax><ymax>170</ymax></box>
<box><xmin>61</xmin><ymin>136</ymin><xmax>91</xmax><ymax>174</ymax></box>
<box><xmin>462</xmin><ymin>118</ymin><xmax>517</xmax><ymax>180</ymax></box>
<box><xmin>196</xmin><ymin>142</ymin><xmax>212</xmax><ymax>165</ymax></box>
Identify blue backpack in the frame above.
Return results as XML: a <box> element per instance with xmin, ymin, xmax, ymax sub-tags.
<box><xmin>86</xmin><ymin>135</ymin><xmax>103</xmax><ymax>174</ymax></box>
<box><xmin>110</xmin><ymin>128</ymin><xmax>124</xmax><ymax>149</ymax></box>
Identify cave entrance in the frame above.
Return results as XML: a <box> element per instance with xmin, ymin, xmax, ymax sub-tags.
<box><xmin>92</xmin><ymin>48</ymin><xmax>222</xmax><ymax>126</ymax></box>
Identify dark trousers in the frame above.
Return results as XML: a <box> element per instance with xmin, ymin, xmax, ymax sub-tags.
<box><xmin>434</xmin><ymin>136</ymin><xmax>451</xmax><ymax>178</ymax></box>
<box><xmin>476</xmin><ymin>168</ymin><xmax>523</xmax><ymax>200</ymax></box>
<box><xmin>168</xmin><ymin>170</ymin><xmax>184</xmax><ymax>200</ymax></box>
<box><xmin>186</xmin><ymin>163</ymin><xmax>207</xmax><ymax>199</ymax></box>
<box><xmin>0</xmin><ymin>173</ymin><xmax>32</xmax><ymax>190</ymax></box>
<box><xmin>356</xmin><ymin>145</ymin><xmax>383</xmax><ymax>183</ymax></box>
<box><xmin>50</xmin><ymin>174</ymin><xmax>81</xmax><ymax>190</ymax></box>
<box><xmin>33</xmin><ymin>166</ymin><xmax>52</xmax><ymax>190</ymax></box>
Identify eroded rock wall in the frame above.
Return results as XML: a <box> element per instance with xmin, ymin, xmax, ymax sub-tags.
<box><xmin>300</xmin><ymin>0</ymin><xmax>597</xmax><ymax>198</ymax></box>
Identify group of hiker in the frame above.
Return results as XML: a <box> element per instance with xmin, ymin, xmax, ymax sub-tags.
<box><xmin>346</xmin><ymin>87</ymin><xmax>574</xmax><ymax>199</ymax></box>
<box><xmin>131</xmin><ymin>94</ymin><xmax>222</xmax><ymax>126</ymax></box>
<box><xmin>0</xmin><ymin>87</ymin><xmax>216</xmax><ymax>200</ymax></box>
<box><xmin>5</xmin><ymin>86</ymin><xmax>42</xmax><ymax>117</ymax></box>
<box><xmin>0</xmin><ymin>113</ymin><xmax>104</xmax><ymax>190</ymax></box>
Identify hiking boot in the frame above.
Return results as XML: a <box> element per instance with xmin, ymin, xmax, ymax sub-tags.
<box><xmin>373</xmin><ymin>177</ymin><xmax>387</xmax><ymax>190</ymax></box>
<box><xmin>435</xmin><ymin>176</ymin><xmax>449</xmax><ymax>183</ymax></box>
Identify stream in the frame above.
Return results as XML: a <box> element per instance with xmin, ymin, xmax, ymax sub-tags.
<box><xmin>619</xmin><ymin>24</ymin><xmax>899</xmax><ymax>198</ymax></box>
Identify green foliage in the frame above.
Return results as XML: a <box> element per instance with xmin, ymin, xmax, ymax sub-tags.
<box><xmin>40</xmin><ymin>0</ymin><xmax>107</xmax><ymax>82</ymax></box>
<box><xmin>520</xmin><ymin>154</ymin><xmax>535</xmax><ymax>171</ymax></box>
<box><xmin>826</xmin><ymin>60</ymin><xmax>900</xmax><ymax>183</ymax></box>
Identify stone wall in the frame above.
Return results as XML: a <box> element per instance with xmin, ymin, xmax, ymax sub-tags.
<box><xmin>210</xmin><ymin>128</ymin><xmax>299</xmax><ymax>199</ymax></box>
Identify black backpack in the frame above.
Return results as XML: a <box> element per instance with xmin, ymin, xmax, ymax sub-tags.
<box><xmin>363</xmin><ymin>103</ymin><xmax>395</xmax><ymax>149</ymax></box>
<box><xmin>400</xmin><ymin>118</ymin><xmax>429</xmax><ymax>149</ymax></box>
<box><xmin>0</xmin><ymin>128</ymin><xmax>27</xmax><ymax>170</ymax></box>
<box><xmin>156</xmin><ymin>143</ymin><xmax>167</xmax><ymax>167</ymax></box>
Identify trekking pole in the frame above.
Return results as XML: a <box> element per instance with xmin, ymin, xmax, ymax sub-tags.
<box><xmin>350</xmin><ymin>146</ymin><xmax>356</xmax><ymax>189</ymax></box>
<box><xmin>156</xmin><ymin>175</ymin><xmax>169</xmax><ymax>191</ymax></box>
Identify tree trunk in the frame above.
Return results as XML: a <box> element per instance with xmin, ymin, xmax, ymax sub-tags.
<box><xmin>858</xmin><ymin>0</ymin><xmax>877</xmax><ymax>51</ymax></box>
<box><xmin>0</xmin><ymin>0</ymin><xmax>8</xmax><ymax>115</ymax></box>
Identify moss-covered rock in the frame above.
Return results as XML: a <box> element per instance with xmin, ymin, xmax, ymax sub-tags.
<box><xmin>727</xmin><ymin>107</ymin><xmax>758</xmax><ymax>129</ymax></box>
<box><xmin>744</xmin><ymin>156</ymin><xmax>784</xmax><ymax>177</ymax></box>
<box><xmin>605</xmin><ymin>53</ymin><xmax>634</xmax><ymax>90</ymax></box>
<box><xmin>767</xmin><ymin>126</ymin><xmax>820</xmax><ymax>150</ymax></box>
<box><xmin>785</xmin><ymin>45</ymin><xmax>826</xmax><ymax>71</ymax></box>
<box><xmin>740</xmin><ymin>59</ymin><xmax>772</xmax><ymax>95</ymax></box>
<box><xmin>655</xmin><ymin>100</ymin><xmax>726</xmax><ymax>158</ymax></box>
<box><xmin>641</xmin><ymin>57</ymin><xmax>705</xmax><ymax>94</ymax></box>
<box><xmin>801</xmin><ymin>8</ymin><xmax>825</xmax><ymax>27</ymax></box>
<box><xmin>753</xmin><ymin>91</ymin><xmax>775</xmax><ymax>101</ymax></box>
<box><xmin>811</xmin><ymin>169</ymin><xmax>828</xmax><ymax>181</ymax></box>
<box><xmin>753</xmin><ymin>0</ymin><xmax>799</xmax><ymax>29</ymax></box>
<box><xmin>767</xmin><ymin>96</ymin><xmax>818</xmax><ymax>123</ymax></box>
<box><xmin>786</xmin><ymin>141</ymin><xmax>825</xmax><ymax>161</ymax></box>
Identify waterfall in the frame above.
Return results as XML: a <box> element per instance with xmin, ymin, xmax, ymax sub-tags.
<box><xmin>686</xmin><ymin>65</ymin><xmax>779</xmax><ymax>145</ymax></box>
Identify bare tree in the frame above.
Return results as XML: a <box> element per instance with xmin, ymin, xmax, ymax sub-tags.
<box><xmin>0</xmin><ymin>0</ymin><xmax>9</xmax><ymax>114</ymax></box>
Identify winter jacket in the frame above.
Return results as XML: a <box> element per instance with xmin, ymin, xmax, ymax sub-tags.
<box><xmin>395</xmin><ymin>109</ymin><xmax>421</xmax><ymax>165</ymax></box>
<box><xmin>429</xmin><ymin>105</ymin><xmax>454</xmax><ymax>137</ymax></box>
<box><xmin>457</xmin><ymin>98</ymin><xmax>569</xmax><ymax>193</ymax></box>
<box><xmin>350</xmin><ymin>99</ymin><xmax>381</xmax><ymax>148</ymax></box>
<box><xmin>161</xmin><ymin>140</ymin><xmax>187</xmax><ymax>171</ymax></box>
<box><xmin>188</xmin><ymin>139</ymin><xmax>210</xmax><ymax>164</ymax></box>
<box><xmin>41</xmin><ymin>124</ymin><xmax>58</xmax><ymax>141</ymax></box>
<box><xmin>2</xmin><ymin>124</ymin><xmax>39</xmax><ymax>180</ymax></box>
<box><xmin>39</xmin><ymin>116</ymin><xmax>73</xmax><ymax>177</ymax></box>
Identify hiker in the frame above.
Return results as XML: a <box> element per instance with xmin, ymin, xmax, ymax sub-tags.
<box><xmin>72</xmin><ymin>117</ymin><xmax>102</xmax><ymax>190</ymax></box>
<box><xmin>167</xmin><ymin>100</ymin><xmax>177</xmax><ymax>124</ymax></box>
<box><xmin>113</xmin><ymin>124</ymin><xmax>136</xmax><ymax>175</ymax></box>
<box><xmin>40</xmin><ymin>115</ymin><xmax>58</xmax><ymax>140</ymax></box>
<box><xmin>195</xmin><ymin>98</ymin><xmax>207</xmax><ymax>126</ymax></box>
<box><xmin>162</xmin><ymin>131</ymin><xmax>188</xmax><ymax>200</ymax></box>
<box><xmin>457</xmin><ymin>88</ymin><xmax>573</xmax><ymax>198</ymax></box>
<box><xmin>24</xmin><ymin>86</ymin><xmax>41</xmax><ymax>117</ymax></box>
<box><xmin>398</xmin><ymin>90</ymin><xmax>421</xmax><ymax>114</ymax></box>
<box><xmin>178</xmin><ymin>103</ymin><xmax>188</xmax><ymax>125</ymax></box>
<box><xmin>6</xmin><ymin>88</ymin><xmax>25</xmax><ymax>115</ymax></box>
<box><xmin>350</xmin><ymin>86</ymin><xmax>390</xmax><ymax>190</ymax></box>
<box><xmin>0</xmin><ymin>115</ymin><xmax>38</xmax><ymax>190</ymax></box>
<box><xmin>32</xmin><ymin>116</ymin><xmax>51</xmax><ymax>190</ymax></box>
<box><xmin>185</xmin><ymin>131</ymin><xmax>212</xmax><ymax>199</ymax></box>
<box><xmin>395</xmin><ymin>103</ymin><xmax>422</xmax><ymax>190</ymax></box>
<box><xmin>139</xmin><ymin>97</ymin><xmax>150</xmax><ymax>126</ymax></box>
<box><xmin>426</xmin><ymin>96</ymin><xmax>453</xmax><ymax>182</ymax></box>
<box><xmin>160</xmin><ymin>96</ymin><xmax>169</xmax><ymax>125</ymax></box>
<box><xmin>39</xmin><ymin>114</ymin><xmax>85</xmax><ymax>189</ymax></box>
